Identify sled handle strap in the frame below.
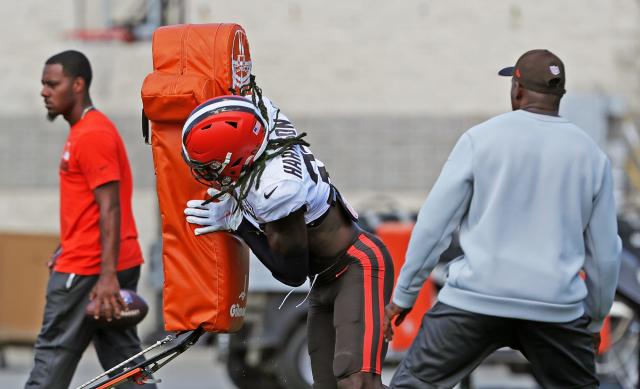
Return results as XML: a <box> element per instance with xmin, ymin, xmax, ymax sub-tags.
<box><xmin>142</xmin><ymin>109</ymin><xmax>150</xmax><ymax>145</ymax></box>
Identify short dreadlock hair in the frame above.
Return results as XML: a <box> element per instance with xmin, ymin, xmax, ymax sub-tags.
<box><xmin>46</xmin><ymin>50</ymin><xmax>93</xmax><ymax>90</ymax></box>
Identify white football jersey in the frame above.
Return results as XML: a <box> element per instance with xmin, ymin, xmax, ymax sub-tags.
<box><xmin>239</xmin><ymin>100</ymin><xmax>333</xmax><ymax>229</ymax></box>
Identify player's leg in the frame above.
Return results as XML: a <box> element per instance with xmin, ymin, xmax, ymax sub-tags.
<box><xmin>515</xmin><ymin>315</ymin><xmax>598</xmax><ymax>388</ymax></box>
<box><xmin>93</xmin><ymin>266</ymin><xmax>156</xmax><ymax>388</ymax></box>
<box><xmin>390</xmin><ymin>302</ymin><xmax>508</xmax><ymax>388</ymax></box>
<box><xmin>308</xmin><ymin>284</ymin><xmax>339</xmax><ymax>389</ymax></box>
<box><xmin>25</xmin><ymin>272</ymin><xmax>96</xmax><ymax>389</ymax></box>
<box><xmin>334</xmin><ymin>232</ymin><xmax>393</xmax><ymax>389</ymax></box>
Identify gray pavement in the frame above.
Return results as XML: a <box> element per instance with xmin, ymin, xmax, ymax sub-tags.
<box><xmin>1</xmin><ymin>344</ymin><xmax>235</xmax><ymax>389</ymax></box>
<box><xmin>1</xmin><ymin>343</ymin><xmax>541</xmax><ymax>389</ymax></box>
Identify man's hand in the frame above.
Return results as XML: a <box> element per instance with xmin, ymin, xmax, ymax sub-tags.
<box><xmin>185</xmin><ymin>188</ymin><xmax>242</xmax><ymax>235</ymax></box>
<box><xmin>383</xmin><ymin>302</ymin><xmax>412</xmax><ymax>342</ymax></box>
<box><xmin>93</xmin><ymin>181</ymin><xmax>122</xmax><ymax>321</ymax></box>
<box><xmin>89</xmin><ymin>272</ymin><xmax>126</xmax><ymax>322</ymax></box>
<box><xmin>592</xmin><ymin>332</ymin><xmax>601</xmax><ymax>354</ymax></box>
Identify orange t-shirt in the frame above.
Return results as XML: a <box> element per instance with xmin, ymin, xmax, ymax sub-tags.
<box><xmin>55</xmin><ymin>110</ymin><xmax>144</xmax><ymax>275</ymax></box>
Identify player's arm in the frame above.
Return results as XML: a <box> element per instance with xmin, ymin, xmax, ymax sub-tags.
<box><xmin>263</xmin><ymin>207</ymin><xmax>309</xmax><ymax>284</ymax></box>
<box><xmin>235</xmin><ymin>207</ymin><xmax>309</xmax><ymax>287</ymax></box>
<box><xmin>185</xmin><ymin>197</ymin><xmax>310</xmax><ymax>286</ymax></box>
<box><xmin>90</xmin><ymin>181</ymin><xmax>126</xmax><ymax>321</ymax></box>
<box><xmin>186</xmin><ymin>183</ymin><xmax>310</xmax><ymax>286</ymax></box>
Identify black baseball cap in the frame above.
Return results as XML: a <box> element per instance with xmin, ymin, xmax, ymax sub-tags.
<box><xmin>499</xmin><ymin>49</ymin><xmax>566</xmax><ymax>96</ymax></box>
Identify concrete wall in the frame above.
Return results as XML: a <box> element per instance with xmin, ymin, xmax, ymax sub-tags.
<box><xmin>188</xmin><ymin>0</ymin><xmax>640</xmax><ymax>117</ymax></box>
<box><xmin>3</xmin><ymin>1</ymin><xmax>638</xmax><ymax>118</ymax></box>
<box><xmin>2</xmin><ymin>0</ymin><xmax>638</xmax><ymax>231</ymax></box>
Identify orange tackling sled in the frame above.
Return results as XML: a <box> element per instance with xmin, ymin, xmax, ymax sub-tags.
<box><xmin>140</xmin><ymin>23</ymin><xmax>252</xmax><ymax>332</ymax></box>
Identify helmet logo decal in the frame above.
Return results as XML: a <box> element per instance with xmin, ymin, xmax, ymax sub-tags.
<box><xmin>232</xmin><ymin>30</ymin><xmax>252</xmax><ymax>90</ymax></box>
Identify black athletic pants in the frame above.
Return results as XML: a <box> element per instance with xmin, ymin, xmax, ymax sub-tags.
<box><xmin>25</xmin><ymin>266</ymin><xmax>156</xmax><ymax>389</ymax></box>
<box><xmin>390</xmin><ymin>301</ymin><xmax>598</xmax><ymax>389</ymax></box>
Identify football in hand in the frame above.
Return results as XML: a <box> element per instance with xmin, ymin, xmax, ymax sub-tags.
<box><xmin>85</xmin><ymin>289</ymin><xmax>149</xmax><ymax>328</ymax></box>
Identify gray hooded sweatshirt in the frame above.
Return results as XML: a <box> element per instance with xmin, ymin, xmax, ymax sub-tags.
<box><xmin>393</xmin><ymin>109</ymin><xmax>622</xmax><ymax>332</ymax></box>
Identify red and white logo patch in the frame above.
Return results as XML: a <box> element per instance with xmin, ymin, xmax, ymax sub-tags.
<box><xmin>231</xmin><ymin>30</ymin><xmax>252</xmax><ymax>90</ymax></box>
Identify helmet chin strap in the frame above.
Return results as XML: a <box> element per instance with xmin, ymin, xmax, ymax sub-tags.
<box><xmin>219</xmin><ymin>152</ymin><xmax>232</xmax><ymax>174</ymax></box>
<box><xmin>199</xmin><ymin>152</ymin><xmax>235</xmax><ymax>205</ymax></box>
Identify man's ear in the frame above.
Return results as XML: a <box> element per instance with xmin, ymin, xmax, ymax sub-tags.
<box><xmin>72</xmin><ymin>77</ymin><xmax>86</xmax><ymax>94</ymax></box>
<box><xmin>516</xmin><ymin>84</ymin><xmax>524</xmax><ymax>101</ymax></box>
<box><xmin>512</xmin><ymin>79</ymin><xmax>524</xmax><ymax>101</ymax></box>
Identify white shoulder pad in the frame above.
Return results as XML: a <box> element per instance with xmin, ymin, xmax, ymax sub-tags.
<box><xmin>250</xmin><ymin>179</ymin><xmax>307</xmax><ymax>224</ymax></box>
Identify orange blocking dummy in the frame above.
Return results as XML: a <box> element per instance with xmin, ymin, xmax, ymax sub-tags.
<box><xmin>140</xmin><ymin>24</ymin><xmax>252</xmax><ymax>332</ymax></box>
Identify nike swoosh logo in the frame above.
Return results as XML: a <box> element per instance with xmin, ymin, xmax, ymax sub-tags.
<box><xmin>264</xmin><ymin>186</ymin><xmax>278</xmax><ymax>199</ymax></box>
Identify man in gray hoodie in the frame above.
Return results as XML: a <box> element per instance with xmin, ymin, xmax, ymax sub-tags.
<box><xmin>384</xmin><ymin>49</ymin><xmax>622</xmax><ymax>388</ymax></box>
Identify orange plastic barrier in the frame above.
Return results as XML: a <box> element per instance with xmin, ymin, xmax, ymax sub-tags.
<box><xmin>375</xmin><ymin>222</ymin><xmax>435</xmax><ymax>352</ymax></box>
<box><xmin>379</xmin><ymin>226</ymin><xmax>613</xmax><ymax>355</ymax></box>
<box><xmin>598</xmin><ymin>316</ymin><xmax>611</xmax><ymax>354</ymax></box>
<box><xmin>140</xmin><ymin>24</ymin><xmax>253</xmax><ymax>332</ymax></box>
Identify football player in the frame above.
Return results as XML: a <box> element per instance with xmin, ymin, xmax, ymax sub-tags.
<box><xmin>182</xmin><ymin>94</ymin><xmax>393</xmax><ymax>389</ymax></box>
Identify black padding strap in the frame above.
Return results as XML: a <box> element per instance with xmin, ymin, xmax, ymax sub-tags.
<box><xmin>142</xmin><ymin>109</ymin><xmax>150</xmax><ymax>144</ymax></box>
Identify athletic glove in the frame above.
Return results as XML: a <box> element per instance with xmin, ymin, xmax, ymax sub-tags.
<box><xmin>184</xmin><ymin>188</ymin><xmax>242</xmax><ymax>235</ymax></box>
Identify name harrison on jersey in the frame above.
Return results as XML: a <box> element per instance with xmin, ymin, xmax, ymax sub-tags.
<box><xmin>281</xmin><ymin>149</ymin><xmax>303</xmax><ymax>179</ymax></box>
<box><xmin>275</xmin><ymin>118</ymin><xmax>304</xmax><ymax>179</ymax></box>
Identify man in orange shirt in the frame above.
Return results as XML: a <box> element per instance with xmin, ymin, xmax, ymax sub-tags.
<box><xmin>26</xmin><ymin>50</ymin><xmax>155</xmax><ymax>389</ymax></box>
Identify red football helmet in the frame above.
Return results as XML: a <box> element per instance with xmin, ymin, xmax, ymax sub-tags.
<box><xmin>182</xmin><ymin>96</ymin><xmax>268</xmax><ymax>188</ymax></box>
